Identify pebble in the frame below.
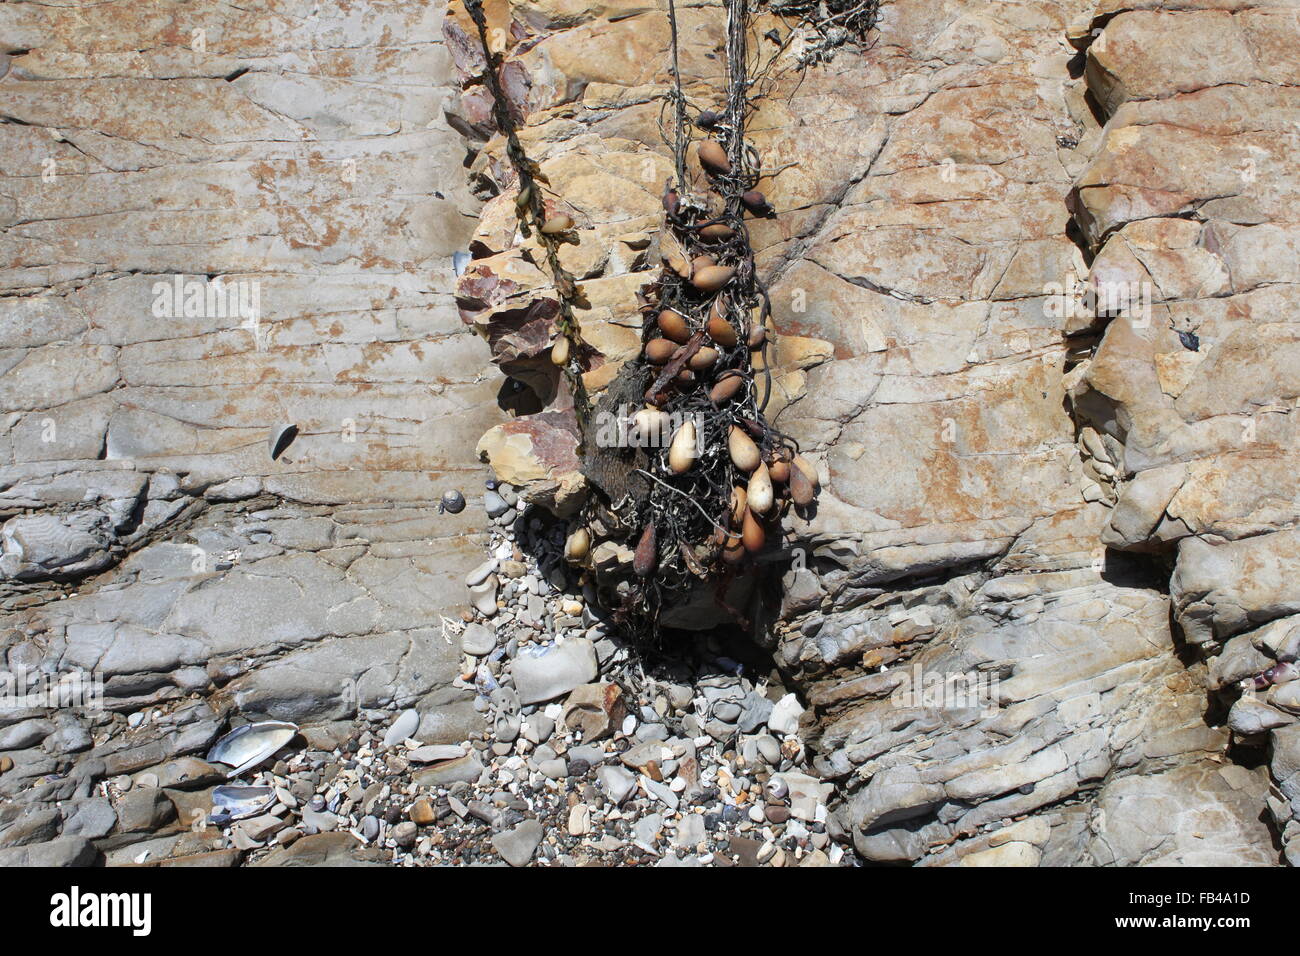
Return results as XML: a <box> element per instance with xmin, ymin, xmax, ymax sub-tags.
<box><xmin>460</xmin><ymin>623</ymin><xmax>497</xmax><ymax>656</ymax></box>
<box><xmin>392</xmin><ymin>821</ymin><xmax>418</xmax><ymax>848</ymax></box>
<box><xmin>465</xmin><ymin>559</ymin><xmax>498</xmax><ymax>588</ymax></box>
<box><xmin>382</xmin><ymin>709</ymin><xmax>420</xmax><ymax>748</ymax></box>
<box><xmin>568</xmin><ymin>804</ymin><xmax>591</xmax><ymax>835</ymax></box>
<box><xmin>0</xmin><ymin>756</ymin><xmax>11</xmax><ymax>774</ymax></box>
<box><xmin>360</xmin><ymin>815</ymin><xmax>380</xmax><ymax>841</ymax></box>
<box><xmin>492</xmin><ymin>819</ymin><xmax>543</xmax><ymax>866</ymax></box>
<box><xmin>767</xmin><ymin>694</ymin><xmax>803</xmax><ymax>735</ymax></box>
<box><xmin>469</xmin><ymin>576</ymin><xmax>499</xmax><ymax>617</ymax></box>
<box><xmin>642</xmin><ymin>776</ymin><xmax>679</xmax><ymax>810</ymax></box>
<box><xmin>511</xmin><ymin>639</ymin><xmax>598</xmax><ymax>704</ymax></box>
<box><xmin>633</xmin><ymin>813</ymin><xmax>664</xmax><ymax>847</ymax></box>
<box><xmin>538</xmin><ymin>759</ymin><xmax>567</xmax><ymax>780</ymax></box>
<box><xmin>409</xmin><ymin>799</ymin><xmax>436</xmax><ymax>825</ymax></box>
<box><xmin>597</xmin><ymin>765</ymin><xmax>637</xmax><ymax>805</ymax></box>
<box><xmin>483</xmin><ymin>491</ymin><xmax>510</xmax><ymax>518</ymax></box>
<box><xmin>440</xmin><ymin>489</ymin><xmax>466</xmax><ymax>514</ymax></box>
<box><xmin>713</xmin><ymin>701</ymin><xmax>742</xmax><ymax>723</ymax></box>
<box><xmin>407</xmin><ymin>744</ymin><xmax>466</xmax><ymax>764</ymax></box>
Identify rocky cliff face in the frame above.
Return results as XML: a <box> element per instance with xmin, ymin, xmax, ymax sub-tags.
<box><xmin>0</xmin><ymin>0</ymin><xmax>505</xmax><ymax>862</ymax></box>
<box><xmin>0</xmin><ymin>0</ymin><xmax>1295</xmax><ymax>866</ymax></box>
<box><xmin>447</xmin><ymin>0</ymin><xmax>1298</xmax><ymax>866</ymax></box>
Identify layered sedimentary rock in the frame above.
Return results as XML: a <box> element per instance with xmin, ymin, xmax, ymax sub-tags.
<box><xmin>0</xmin><ymin>0</ymin><xmax>501</xmax><ymax>844</ymax></box>
<box><xmin>2</xmin><ymin>0</ymin><xmax>1296</xmax><ymax>867</ymax></box>
<box><xmin>450</xmin><ymin>0</ymin><xmax>1297</xmax><ymax>865</ymax></box>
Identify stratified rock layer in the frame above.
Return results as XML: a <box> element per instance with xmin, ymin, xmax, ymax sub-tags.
<box><xmin>2</xmin><ymin>0</ymin><xmax>1296</xmax><ymax>867</ymax></box>
<box><xmin>448</xmin><ymin>0</ymin><xmax>1296</xmax><ymax>865</ymax></box>
<box><xmin>0</xmin><ymin>0</ymin><xmax>502</xmax><ymax>854</ymax></box>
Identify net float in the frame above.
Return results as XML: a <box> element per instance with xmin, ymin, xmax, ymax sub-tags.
<box><xmin>564</xmin><ymin>527</ymin><xmax>591</xmax><ymax>562</ymax></box>
<box><xmin>697</xmin><ymin>109</ymin><xmax>723</xmax><ymax>129</ymax></box>
<box><xmin>728</xmin><ymin>426</ymin><xmax>761</xmax><ymax>472</ymax></box>
<box><xmin>790</xmin><ymin>465</ymin><xmax>815</xmax><ymax>506</ymax></box>
<box><xmin>633</xmin><ymin>522</ymin><xmax>657</xmax><ymax>577</ymax></box>
<box><xmin>792</xmin><ymin>454</ymin><xmax>819</xmax><ymax>486</ymax></box>
<box><xmin>657</xmin><ymin>309</ymin><xmax>691</xmax><ymax>344</ymax></box>
<box><xmin>699</xmin><ymin>223</ymin><xmax>735</xmax><ymax>241</ymax></box>
<box><xmin>742</xmin><ymin>508</ymin><xmax>766</xmax><ymax>553</ymax></box>
<box><xmin>691</xmin><ymin>265</ymin><xmax>734</xmax><ymax>293</ymax></box>
<box><xmin>668</xmin><ymin>420</ymin><xmax>698</xmax><ymax>473</ymax></box>
<box><xmin>722</xmin><ymin>534</ymin><xmax>746</xmax><ymax>565</ymax></box>
<box><xmin>748</xmin><ymin>325</ymin><xmax>766</xmax><ymax>348</ymax></box>
<box><xmin>674</xmin><ymin>368</ymin><xmax>696</xmax><ymax>386</ymax></box>
<box><xmin>688</xmin><ymin>347</ymin><xmax>719</xmax><ymax>372</ymax></box>
<box><xmin>768</xmin><ymin>457</ymin><xmax>791</xmax><ymax>484</ymax></box>
<box><xmin>710</xmin><ymin>372</ymin><xmax>746</xmax><ymax>404</ymax></box>
<box><xmin>540</xmin><ymin>214</ymin><xmax>575</xmax><ymax>234</ymax></box>
<box><xmin>741</xmin><ymin>190</ymin><xmax>771</xmax><ymax>215</ymax></box>
<box><xmin>698</xmin><ymin>140</ymin><xmax>731</xmax><ymax>175</ymax></box>
<box><xmin>633</xmin><ymin>406</ymin><xmax>672</xmax><ymax>446</ymax></box>
<box><xmin>645</xmin><ymin>338</ymin><xmax>677</xmax><ymax>364</ymax></box>
<box><xmin>730</xmin><ymin>485</ymin><xmax>748</xmax><ymax>526</ymax></box>
<box><xmin>550</xmin><ymin>336</ymin><xmax>570</xmax><ymax>366</ymax></box>
<box><xmin>706</xmin><ymin>311</ymin><xmax>738</xmax><ymax>347</ymax></box>
<box><xmin>747</xmin><ymin>461</ymin><xmax>774</xmax><ymax>514</ymax></box>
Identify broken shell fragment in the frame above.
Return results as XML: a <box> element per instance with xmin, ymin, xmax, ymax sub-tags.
<box><xmin>657</xmin><ymin>309</ymin><xmax>691</xmax><ymax>344</ymax></box>
<box><xmin>210</xmin><ymin>785</ymin><xmax>276</xmax><ymax>825</ymax></box>
<box><xmin>747</xmin><ymin>462</ymin><xmax>774</xmax><ymax>514</ymax></box>
<box><xmin>633</xmin><ymin>523</ymin><xmax>657</xmax><ymax>577</ymax></box>
<box><xmin>691</xmin><ymin>265</ymin><xmax>735</xmax><ymax>293</ymax></box>
<box><xmin>550</xmin><ymin>336</ymin><xmax>570</xmax><ymax>366</ymax></box>
<box><xmin>728</xmin><ymin>426</ymin><xmax>761</xmax><ymax>472</ymax></box>
<box><xmin>688</xmin><ymin>347</ymin><xmax>719</xmax><ymax>372</ymax></box>
<box><xmin>564</xmin><ymin>527</ymin><xmax>591</xmax><ymax>562</ymax></box>
<box><xmin>207</xmin><ymin>721</ymin><xmax>299</xmax><ymax>778</ymax></box>
<box><xmin>540</xmin><ymin>214</ymin><xmax>575</xmax><ymax>234</ymax></box>
<box><xmin>742</xmin><ymin>508</ymin><xmax>765</xmax><ymax>553</ymax></box>
<box><xmin>668</xmin><ymin>420</ymin><xmax>699</xmax><ymax>473</ymax></box>
<box><xmin>268</xmin><ymin>423</ymin><xmax>298</xmax><ymax>461</ymax></box>
<box><xmin>645</xmin><ymin>338</ymin><xmax>677</xmax><ymax>364</ymax></box>
<box><xmin>710</xmin><ymin>372</ymin><xmax>746</xmax><ymax>404</ymax></box>
<box><xmin>698</xmin><ymin>140</ymin><xmax>731</xmax><ymax>175</ymax></box>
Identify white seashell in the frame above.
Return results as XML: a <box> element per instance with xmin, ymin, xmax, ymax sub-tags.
<box><xmin>207</xmin><ymin>722</ymin><xmax>299</xmax><ymax>778</ymax></box>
